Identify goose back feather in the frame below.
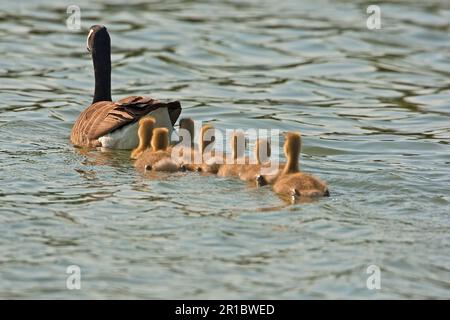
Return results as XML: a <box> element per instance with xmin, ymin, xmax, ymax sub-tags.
<box><xmin>71</xmin><ymin>96</ymin><xmax>181</xmax><ymax>148</ymax></box>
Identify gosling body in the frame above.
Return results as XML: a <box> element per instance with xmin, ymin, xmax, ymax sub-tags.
<box><xmin>272</xmin><ymin>132</ymin><xmax>329</xmax><ymax>200</ymax></box>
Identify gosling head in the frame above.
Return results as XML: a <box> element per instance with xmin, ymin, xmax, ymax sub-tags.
<box><xmin>231</xmin><ymin>131</ymin><xmax>246</xmax><ymax>161</ymax></box>
<box><xmin>284</xmin><ymin>132</ymin><xmax>301</xmax><ymax>157</ymax></box>
<box><xmin>179</xmin><ymin>118</ymin><xmax>195</xmax><ymax>146</ymax></box>
<box><xmin>255</xmin><ymin>138</ymin><xmax>271</xmax><ymax>165</ymax></box>
<box><xmin>283</xmin><ymin>132</ymin><xmax>301</xmax><ymax>173</ymax></box>
<box><xmin>200</xmin><ymin>124</ymin><xmax>215</xmax><ymax>155</ymax></box>
<box><xmin>130</xmin><ymin>116</ymin><xmax>156</xmax><ymax>159</ymax></box>
<box><xmin>151</xmin><ymin>127</ymin><xmax>170</xmax><ymax>151</ymax></box>
<box><xmin>139</xmin><ymin>117</ymin><xmax>156</xmax><ymax>143</ymax></box>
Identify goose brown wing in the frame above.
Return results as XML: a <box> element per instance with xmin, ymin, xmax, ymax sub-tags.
<box><xmin>70</xmin><ymin>96</ymin><xmax>182</xmax><ymax>147</ymax></box>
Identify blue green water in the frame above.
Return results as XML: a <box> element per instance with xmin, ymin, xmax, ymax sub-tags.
<box><xmin>0</xmin><ymin>0</ymin><xmax>449</xmax><ymax>299</ymax></box>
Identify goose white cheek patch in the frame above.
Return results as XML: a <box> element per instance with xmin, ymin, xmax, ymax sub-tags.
<box><xmin>87</xmin><ymin>29</ymin><xmax>94</xmax><ymax>50</ymax></box>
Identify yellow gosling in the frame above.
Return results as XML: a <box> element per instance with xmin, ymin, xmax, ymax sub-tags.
<box><xmin>185</xmin><ymin>123</ymin><xmax>221</xmax><ymax>173</ymax></box>
<box><xmin>135</xmin><ymin>127</ymin><xmax>181</xmax><ymax>172</ymax></box>
<box><xmin>172</xmin><ymin>118</ymin><xmax>197</xmax><ymax>169</ymax></box>
<box><xmin>273</xmin><ymin>132</ymin><xmax>329</xmax><ymax>201</ymax></box>
<box><xmin>238</xmin><ymin>138</ymin><xmax>273</xmax><ymax>186</ymax></box>
<box><xmin>199</xmin><ymin>124</ymin><xmax>225</xmax><ymax>174</ymax></box>
<box><xmin>217</xmin><ymin>131</ymin><xmax>246</xmax><ymax>177</ymax></box>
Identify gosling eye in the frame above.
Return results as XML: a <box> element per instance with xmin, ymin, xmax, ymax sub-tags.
<box><xmin>144</xmin><ymin>164</ymin><xmax>152</xmax><ymax>171</ymax></box>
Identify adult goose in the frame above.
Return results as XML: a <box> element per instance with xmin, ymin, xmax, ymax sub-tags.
<box><xmin>70</xmin><ymin>25</ymin><xmax>181</xmax><ymax>149</ymax></box>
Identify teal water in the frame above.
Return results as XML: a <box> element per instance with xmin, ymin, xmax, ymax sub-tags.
<box><xmin>0</xmin><ymin>0</ymin><xmax>449</xmax><ymax>299</ymax></box>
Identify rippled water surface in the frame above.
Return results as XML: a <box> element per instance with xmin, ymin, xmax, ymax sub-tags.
<box><xmin>1</xmin><ymin>0</ymin><xmax>450</xmax><ymax>299</ymax></box>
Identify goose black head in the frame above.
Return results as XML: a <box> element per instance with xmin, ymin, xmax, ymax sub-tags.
<box><xmin>87</xmin><ymin>25</ymin><xmax>110</xmax><ymax>53</ymax></box>
<box><xmin>87</xmin><ymin>25</ymin><xmax>112</xmax><ymax>103</ymax></box>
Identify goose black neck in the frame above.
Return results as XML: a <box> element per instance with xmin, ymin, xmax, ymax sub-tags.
<box><xmin>92</xmin><ymin>39</ymin><xmax>112</xmax><ymax>103</ymax></box>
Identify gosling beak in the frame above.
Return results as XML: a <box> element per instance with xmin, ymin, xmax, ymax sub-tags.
<box><xmin>290</xmin><ymin>189</ymin><xmax>300</xmax><ymax>202</ymax></box>
<box><xmin>256</xmin><ymin>175</ymin><xmax>267</xmax><ymax>187</ymax></box>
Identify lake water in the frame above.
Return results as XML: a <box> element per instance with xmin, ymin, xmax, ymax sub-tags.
<box><xmin>0</xmin><ymin>0</ymin><xmax>449</xmax><ymax>299</ymax></box>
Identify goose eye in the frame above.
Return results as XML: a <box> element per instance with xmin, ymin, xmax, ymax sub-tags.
<box><xmin>86</xmin><ymin>29</ymin><xmax>94</xmax><ymax>52</ymax></box>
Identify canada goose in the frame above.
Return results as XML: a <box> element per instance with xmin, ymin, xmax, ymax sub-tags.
<box><xmin>134</xmin><ymin>127</ymin><xmax>181</xmax><ymax>172</ymax></box>
<box><xmin>217</xmin><ymin>131</ymin><xmax>246</xmax><ymax>177</ymax></box>
<box><xmin>273</xmin><ymin>132</ymin><xmax>329</xmax><ymax>201</ymax></box>
<box><xmin>70</xmin><ymin>25</ymin><xmax>182</xmax><ymax>149</ymax></box>
<box><xmin>238</xmin><ymin>138</ymin><xmax>273</xmax><ymax>186</ymax></box>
